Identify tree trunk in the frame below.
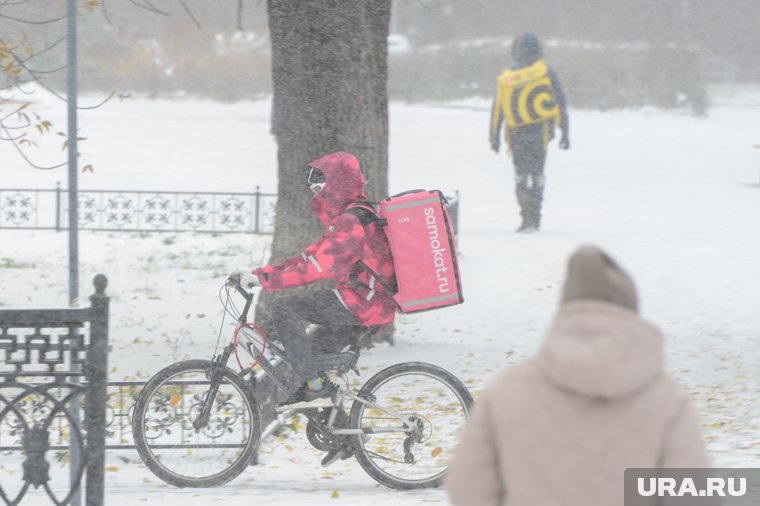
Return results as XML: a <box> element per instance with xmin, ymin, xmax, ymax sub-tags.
<box><xmin>259</xmin><ymin>0</ymin><xmax>392</xmax><ymax>341</ymax></box>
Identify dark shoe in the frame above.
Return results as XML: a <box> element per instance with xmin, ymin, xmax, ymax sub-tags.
<box><xmin>321</xmin><ymin>447</ymin><xmax>352</xmax><ymax>467</ymax></box>
<box><xmin>275</xmin><ymin>384</ymin><xmax>335</xmax><ymax>412</ymax></box>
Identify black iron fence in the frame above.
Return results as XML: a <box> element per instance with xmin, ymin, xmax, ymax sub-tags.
<box><xmin>97</xmin><ymin>375</ymin><xmax>281</xmax><ymax>452</ymax></box>
<box><xmin>0</xmin><ymin>275</ymin><xmax>109</xmax><ymax>506</ymax></box>
<box><xmin>1</xmin><ymin>374</ymin><xmax>281</xmax><ymax>461</ymax></box>
<box><xmin>0</xmin><ymin>185</ymin><xmax>277</xmax><ymax>234</ymax></box>
<box><xmin>0</xmin><ymin>185</ymin><xmax>459</xmax><ymax>237</ymax></box>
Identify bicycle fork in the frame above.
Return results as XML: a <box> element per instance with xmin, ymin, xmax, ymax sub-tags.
<box><xmin>193</xmin><ymin>345</ymin><xmax>233</xmax><ymax>432</ymax></box>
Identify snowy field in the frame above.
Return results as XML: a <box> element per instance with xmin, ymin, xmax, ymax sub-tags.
<box><xmin>2</xmin><ymin>91</ymin><xmax>760</xmax><ymax>504</ymax></box>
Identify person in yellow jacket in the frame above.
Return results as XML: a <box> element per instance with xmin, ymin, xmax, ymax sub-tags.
<box><xmin>490</xmin><ymin>32</ymin><xmax>569</xmax><ymax>232</ymax></box>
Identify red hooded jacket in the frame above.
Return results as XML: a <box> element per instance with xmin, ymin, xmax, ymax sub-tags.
<box><xmin>254</xmin><ymin>152</ymin><xmax>396</xmax><ymax>327</ymax></box>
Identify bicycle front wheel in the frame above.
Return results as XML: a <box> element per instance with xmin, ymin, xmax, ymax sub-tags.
<box><xmin>132</xmin><ymin>360</ymin><xmax>261</xmax><ymax>488</ymax></box>
<box><xmin>349</xmin><ymin>362</ymin><xmax>473</xmax><ymax>490</ymax></box>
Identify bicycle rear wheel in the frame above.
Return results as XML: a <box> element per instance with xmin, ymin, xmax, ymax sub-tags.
<box><xmin>348</xmin><ymin>362</ymin><xmax>473</xmax><ymax>489</ymax></box>
<box><xmin>132</xmin><ymin>359</ymin><xmax>261</xmax><ymax>488</ymax></box>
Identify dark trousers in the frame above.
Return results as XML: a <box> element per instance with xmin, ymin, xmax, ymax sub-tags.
<box><xmin>512</xmin><ymin>136</ymin><xmax>548</xmax><ymax>228</ymax></box>
<box><xmin>270</xmin><ymin>289</ymin><xmax>362</xmax><ymax>384</ymax></box>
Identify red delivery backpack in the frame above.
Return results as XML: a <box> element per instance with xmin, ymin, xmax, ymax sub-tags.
<box><xmin>345</xmin><ymin>190</ymin><xmax>463</xmax><ymax>313</ymax></box>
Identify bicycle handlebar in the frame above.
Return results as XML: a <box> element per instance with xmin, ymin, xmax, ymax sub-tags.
<box><xmin>226</xmin><ymin>276</ymin><xmax>255</xmax><ymax>322</ymax></box>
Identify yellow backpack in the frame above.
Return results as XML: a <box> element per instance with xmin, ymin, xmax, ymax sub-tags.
<box><xmin>495</xmin><ymin>59</ymin><xmax>560</xmax><ymax>129</ymax></box>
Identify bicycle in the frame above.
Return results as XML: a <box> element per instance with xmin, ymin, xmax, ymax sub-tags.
<box><xmin>132</xmin><ymin>278</ymin><xmax>474</xmax><ymax>490</ymax></box>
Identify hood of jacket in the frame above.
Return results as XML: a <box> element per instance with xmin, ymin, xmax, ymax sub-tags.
<box><xmin>307</xmin><ymin>151</ymin><xmax>367</xmax><ymax>228</ymax></box>
<box><xmin>512</xmin><ymin>32</ymin><xmax>543</xmax><ymax>68</ymax></box>
<box><xmin>535</xmin><ymin>301</ymin><xmax>664</xmax><ymax>400</ymax></box>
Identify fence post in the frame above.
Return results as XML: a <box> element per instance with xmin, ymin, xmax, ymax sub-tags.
<box><xmin>450</xmin><ymin>190</ymin><xmax>460</xmax><ymax>239</ymax></box>
<box><xmin>85</xmin><ymin>274</ymin><xmax>109</xmax><ymax>506</ymax></box>
<box><xmin>254</xmin><ymin>185</ymin><xmax>261</xmax><ymax>234</ymax></box>
<box><xmin>55</xmin><ymin>182</ymin><xmax>61</xmax><ymax>232</ymax></box>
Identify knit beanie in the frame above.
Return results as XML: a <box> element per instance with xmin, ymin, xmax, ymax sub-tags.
<box><xmin>560</xmin><ymin>245</ymin><xmax>639</xmax><ymax>313</ymax></box>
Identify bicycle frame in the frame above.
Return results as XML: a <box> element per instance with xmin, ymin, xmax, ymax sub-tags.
<box><xmin>218</xmin><ymin>282</ymin><xmax>417</xmax><ymax>437</ymax></box>
<box><xmin>236</xmin><ymin>324</ymin><xmax>416</xmax><ymax>436</ymax></box>
<box><xmin>330</xmin><ymin>389</ymin><xmax>417</xmax><ymax>436</ymax></box>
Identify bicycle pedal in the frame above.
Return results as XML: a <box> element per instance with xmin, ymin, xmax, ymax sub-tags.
<box><xmin>321</xmin><ymin>448</ymin><xmax>351</xmax><ymax>467</ymax></box>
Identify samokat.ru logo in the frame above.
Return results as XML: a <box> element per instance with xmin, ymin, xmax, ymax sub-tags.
<box><xmin>423</xmin><ymin>206</ymin><xmax>450</xmax><ymax>294</ymax></box>
<box><xmin>625</xmin><ymin>468</ymin><xmax>760</xmax><ymax>505</ymax></box>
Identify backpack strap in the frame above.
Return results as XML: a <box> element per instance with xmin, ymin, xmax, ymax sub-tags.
<box><xmin>342</xmin><ymin>205</ymin><xmax>398</xmax><ymax>295</ymax></box>
<box><xmin>344</xmin><ymin>205</ymin><xmax>379</xmax><ymax>227</ymax></box>
<box><xmin>343</xmin><ymin>203</ymin><xmax>388</xmax><ymax>227</ymax></box>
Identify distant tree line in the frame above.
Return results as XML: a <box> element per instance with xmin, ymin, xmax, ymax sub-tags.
<box><xmin>2</xmin><ymin>0</ymin><xmax>756</xmax><ymax>111</ymax></box>
<box><xmin>395</xmin><ymin>0</ymin><xmax>760</xmax><ymax>82</ymax></box>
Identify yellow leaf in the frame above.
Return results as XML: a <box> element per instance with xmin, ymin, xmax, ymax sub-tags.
<box><xmin>431</xmin><ymin>447</ymin><xmax>442</xmax><ymax>458</ymax></box>
<box><xmin>105</xmin><ymin>466</ymin><xmax>119</xmax><ymax>472</ymax></box>
<box><xmin>170</xmin><ymin>394</ymin><xmax>182</xmax><ymax>406</ymax></box>
<box><xmin>331</xmin><ymin>490</ymin><xmax>339</xmax><ymax>499</ymax></box>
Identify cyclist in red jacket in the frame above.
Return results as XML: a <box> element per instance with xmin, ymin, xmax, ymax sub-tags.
<box><xmin>230</xmin><ymin>151</ymin><xmax>396</xmax><ymax>411</ymax></box>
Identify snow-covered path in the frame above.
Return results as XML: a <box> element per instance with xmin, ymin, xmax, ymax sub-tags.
<box><xmin>2</xmin><ymin>95</ymin><xmax>760</xmax><ymax>504</ymax></box>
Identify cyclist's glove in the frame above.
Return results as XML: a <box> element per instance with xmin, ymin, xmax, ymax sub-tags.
<box><xmin>228</xmin><ymin>268</ymin><xmax>261</xmax><ymax>289</ymax></box>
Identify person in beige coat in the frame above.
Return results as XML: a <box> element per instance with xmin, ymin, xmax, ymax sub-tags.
<box><xmin>446</xmin><ymin>245</ymin><xmax>710</xmax><ymax>506</ymax></box>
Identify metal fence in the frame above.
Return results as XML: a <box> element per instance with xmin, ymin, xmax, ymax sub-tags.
<box><xmin>0</xmin><ymin>275</ymin><xmax>109</xmax><ymax>506</ymax></box>
<box><xmin>97</xmin><ymin>375</ymin><xmax>281</xmax><ymax>452</ymax></box>
<box><xmin>1</xmin><ymin>374</ymin><xmax>282</xmax><ymax>456</ymax></box>
<box><xmin>0</xmin><ymin>185</ymin><xmax>459</xmax><ymax>237</ymax></box>
<box><xmin>0</xmin><ymin>185</ymin><xmax>277</xmax><ymax>234</ymax></box>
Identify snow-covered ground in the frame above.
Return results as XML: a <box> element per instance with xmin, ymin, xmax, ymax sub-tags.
<box><xmin>2</xmin><ymin>92</ymin><xmax>760</xmax><ymax>504</ymax></box>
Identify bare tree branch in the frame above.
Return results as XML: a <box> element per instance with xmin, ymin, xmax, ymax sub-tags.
<box><xmin>21</xmin><ymin>63</ymin><xmax>67</xmax><ymax>75</ymax></box>
<box><xmin>179</xmin><ymin>0</ymin><xmax>201</xmax><ymax>28</ymax></box>
<box><xmin>0</xmin><ymin>37</ymin><xmax>69</xmax><ymax>100</ymax></box>
<box><xmin>7</xmin><ymin>60</ymin><xmax>69</xmax><ymax>102</ymax></box>
<box><xmin>0</xmin><ymin>126</ymin><xmax>25</xmax><ymax>140</ymax></box>
<box><xmin>0</xmin><ymin>121</ymin><xmax>30</xmax><ymax>130</ymax></box>
<box><xmin>0</xmin><ymin>0</ymin><xmax>33</xmax><ymax>10</ymax></box>
<box><xmin>127</xmin><ymin>0</ymin><xmax>169</xmax><ymax>16</ymax></box>
<box><xmin>0</xmin><ymin>102</ymin><xmax>31</xmax><ymax>123</ymax></box>
<box><xmin>0</xmin><ymin>11</ymin><xmax>66</xmax><ymax>25</ymax></box>
<box><xmin>412</xmin><ymin>0</ymin><xmax>440</xmax><ymax>10</ymax></box>
<box><xmin>78</xmin><ymin>91</ymin><xmax>115</xmax><ymax>110</ymax></box>
<box><xmin>0</xmin><ymin>122</ymin><xmax>66</xmax><ymax>170</ymax></box>
<box><xmin>18</xmin><ymin>36</ymin><xmax>66</xmax><ymax>64</ymax></box>
<box><xmin>100</xmin><ymin>0</ymin><xmax>113</xmax><ymax>24</ymax></box>
<box><xmin>0</xmin><ymin>80</ymin><xmax>35</xmax><ymax>94</ymax></box>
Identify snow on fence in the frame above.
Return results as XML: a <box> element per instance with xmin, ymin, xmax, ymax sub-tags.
<box><xmin>0</xmin><ymin>185</ymin><xmax>460</xmax><ymax>237</ymax></box>
<box><xmin>0</xmin><ymin>184</ymin><xmax>278</xmax><ymax>234</ymax></box>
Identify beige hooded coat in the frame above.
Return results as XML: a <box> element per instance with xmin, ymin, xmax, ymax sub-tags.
<box><xmin>446</xmin><ymin>247</ymin><xmax>709</xmax><ymax>506</ymax></box>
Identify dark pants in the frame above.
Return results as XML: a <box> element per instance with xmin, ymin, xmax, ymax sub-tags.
<box><xmin>270</xmin><ymin>289</ymin><xmax>362</xmax><ymax>384</ymax></box>
<box><xmin>512</xmin><ymin>132</ymin><xmax>548</xmax><ymax>228</ymax></box>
